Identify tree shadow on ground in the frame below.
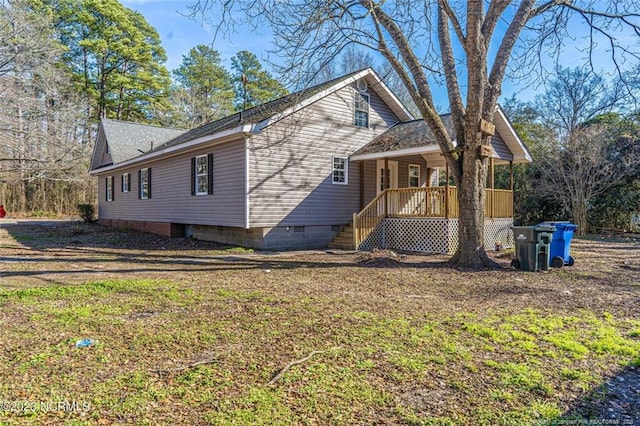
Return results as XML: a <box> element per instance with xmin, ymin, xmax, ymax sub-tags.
<box><xmin>0</xmin><ymin>220</ymin><xmax>463</xmax><ymax>279</ymax></box>
<box><xmin>555</xmin><ymin>363</ymin><xmax>640</xmax><ymax>425</ymax></box>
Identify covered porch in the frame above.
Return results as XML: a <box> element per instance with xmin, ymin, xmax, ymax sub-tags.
<box><xmin>336</xmin><ymin>108</ymin><xmax>531</xmax><ymax>254</ymax></box>
<box><xmin>350</xmin><ymin>165</ymin><xmax>516</xmax><ymax>254</ymax></box>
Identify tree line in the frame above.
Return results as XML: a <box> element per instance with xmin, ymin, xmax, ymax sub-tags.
<box><xmin>1</xmin><ymin>0</ymin><xmax>639</xmax><ymax>240</ymax></box>
<box><xmin>504</xmin><ymin>67</ymin><xmax>640</xmax><ymax>235</ymax></box>
<box><xmin>0</xmin><ymin>0</ymin><xmax>286</xmax><ymax>215</ymax></box>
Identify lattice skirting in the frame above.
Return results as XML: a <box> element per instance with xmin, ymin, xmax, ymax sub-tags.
<box><xmin>358</xmin><ymin>218</ymin><xmax>513</xmax><ymax>255</ymax></box>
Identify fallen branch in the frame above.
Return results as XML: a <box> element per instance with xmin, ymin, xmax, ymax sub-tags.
<box><xmin>267</xmin><ymin>350</ymin><xmax>325</xmax><ymax>386</ymax></box>
<box><xmin>151</xmin><ymin>357</ymin><xmax>218</xmax><ymax>374</ymax></box>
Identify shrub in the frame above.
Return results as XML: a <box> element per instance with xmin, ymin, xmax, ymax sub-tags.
<box><xmin>77</xmin><ymin>204</ymin><xmax>95</xmax><ymax>223</ymax></box>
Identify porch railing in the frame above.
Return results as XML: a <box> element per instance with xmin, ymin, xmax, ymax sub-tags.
<box><xmin>352</xmin><ymin>191</ymin><xmax>387</xmax><ymax>249</ymax></box>
<box><xmin>353</xmin><ymin>187</ymin><xmax>513</xmax><ymax>249</ymax></box>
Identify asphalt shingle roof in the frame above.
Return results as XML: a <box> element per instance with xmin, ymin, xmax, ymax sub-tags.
<box><xmin>352</xmin><ymin>114</ymin><xmax>455</xmax><ymax>157</ymax></box>
<box><xmin>101</xmin><ymin>119</ymin><xmax>186</xmax><ymax>163</ymax></box>
<box><xmin>152</xmin><ymin>70</ymin><xmax>365</xmax><ymax>152</ymax></box>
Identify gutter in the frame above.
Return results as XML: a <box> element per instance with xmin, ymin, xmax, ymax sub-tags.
<box><xmin>89</xmin><ymin>123</ymin><xmax>257</xmax><ymax>175</ymax></box>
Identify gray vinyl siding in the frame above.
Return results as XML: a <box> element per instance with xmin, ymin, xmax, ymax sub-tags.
<box><xmin>249</xmin><ymin>84</ymin><xmax>401</xmax><ymax>227</ymax></box>
<box><xmin>491</xmin><ymin>133</ymin><xmax>513</xmax><ymax>161</ymax></box>
<box><xmin>361</xmin><ymin>156</ymin><xmax>429</xmax><ymax>207</ymax></box>
<box><xmin>92</xmin><ymin>131</ymin><xmax>112</xmax><ymax>170</ymax></box>
<box><xmin>397</xmin><ymin>155</ymin><xmax>429</xmax><ymax>188</ymax></box>
<box><xmin>97</xmin><ymin>138</ymin><xmax>246</xmax><ymax>227</ymax></box>
<box><xmin>363</xmin><ymin>160</ymin><xmax>377</xmax><ymax>207</ymax></box>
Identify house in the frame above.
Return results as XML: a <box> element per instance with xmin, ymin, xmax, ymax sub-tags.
<box><xmin>89</xmin><ymin>68</ymin><xmax>531</xmax><ymax>253</ymax></box>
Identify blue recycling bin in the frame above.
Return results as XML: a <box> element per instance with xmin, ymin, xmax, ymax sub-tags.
<box><xmin>537</xmin><ymin>222</ymin><xmax>577</xmax><ymax>267</ymax></box>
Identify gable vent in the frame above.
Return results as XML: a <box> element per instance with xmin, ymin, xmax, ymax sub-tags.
<box><xmin>356</xmin><ymin>78</ymin><xmax>368</xmax><ymax>92</ymax></box>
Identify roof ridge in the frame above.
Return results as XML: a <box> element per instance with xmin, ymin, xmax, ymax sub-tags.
<box><xmin>103</xmin><ymin>118</ymin><xmax>187</xmax><ymax>132</ymax></box>
<box><xmin>186</xmin><ymin>68</ymin><xmax>372</xmax><ymax>133</ymax></box>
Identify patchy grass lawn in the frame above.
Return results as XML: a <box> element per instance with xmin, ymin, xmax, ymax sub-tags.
<box><xmin>0</xmin><ymin>220</ymin><xmax>639</xmax><ymax>425</ymax></box>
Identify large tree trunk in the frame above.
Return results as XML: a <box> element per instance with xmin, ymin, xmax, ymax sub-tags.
<box><xmin>454</xmin><ymin>153</ymin><xmax>489</xmax><ymax>268</ymax></box>
<box><xmin>449</xmin><ymin>127</ymin><xmax>497</xmax><ymax>268</ymax></box>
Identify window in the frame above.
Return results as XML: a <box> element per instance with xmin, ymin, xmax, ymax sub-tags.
<box><xmin>408</xmin><ymin>164</ymin><xmax>420</xmax><ymax>188</ymax></box>
<box><xmin>332</xmin><ymin>156</ymin><xmax>348</xmax><ymax>185</ymax></box>
<box><xmin>105</xmin><ymin>143</ymin><xmax>110</xmax><ymax>154</ymax></box>
<box><xmin>354</xmin><ymin>92</ymin><xmax>369</xmax><ymax>128</ymax></box>
<box><xmin>191</xmin><ymin>154</ymin><xmax>214</xmax><ymax>196</ymax></box>
<box><xmin>139</xmin><ymin>168</ymin><xmax>151</xmax><ymax>199</ymax></box>
<box><xmin>122</xmin><ymin>173</ymin><xmax>130</xmax><ymax>193</ymax></box>
<box><xmin>106</xmin><ymin>176</ymin><xmax>114</xmax><ymax>201</ymax></box>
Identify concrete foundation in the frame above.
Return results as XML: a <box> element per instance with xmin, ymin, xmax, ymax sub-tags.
<box><xmin>99</xmin><ymin>219</ymin><xmax>343</xmax><ymax>250</ymax></box>
<box><xmin>99</xmin><ymin>218</ymin><xmax>183</xmax><ymax>237</ymax></box>
<box><xmin>186</xmin><ymin>224</ymin><xmax>342</xmax><ymax>250</ymax></box>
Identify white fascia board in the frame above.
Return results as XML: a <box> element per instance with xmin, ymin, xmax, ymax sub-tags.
<box><xmin>89</xmin><ymin>121</ymin><xmax>106</xmax><ymax>171</ymax></box>
<box><xmin>254</xmin><ymin>68</ymin><xmax>413</xmax><ymax>131</ymax></box>
<box><xmin>495</xmin><ymin>107</ymin><xmax>533</xmax><ymax>163</ymax></box>
<box><xmin>351</xmin><ymin>144</ymin><xmax>441</xmax><ymax>161</ymax></box>
<box><xmin>364</xmin><ymin>70</ymin><xmax>414</xmax><ymax>121</ymax></box>
<box><xmin>89</xmin><ymin>124</ymin><xmax>253</xmax><ymax>175</ymax></box>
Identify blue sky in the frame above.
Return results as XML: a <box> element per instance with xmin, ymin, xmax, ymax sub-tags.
<box><xmin>122</xmin><ymin>0</ymin><xmax>272</xmax><ymax>71</ymax></box>
<box><xmin>122</xmin><ymin>0</ymin><xmax>637</xmax><ymax>109</ymax></box>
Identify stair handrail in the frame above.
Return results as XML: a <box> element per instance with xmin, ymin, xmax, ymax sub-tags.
<box><xmin>353</xmin><ymin>190</ymin><xmax>387</xmax><ymax>249</ymax></box>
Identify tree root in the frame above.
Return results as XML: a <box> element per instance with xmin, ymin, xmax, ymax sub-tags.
<box><xmin>448</xmin><ymin>247</ymin><xmax>502</xmax><ymax>269</ymax></box>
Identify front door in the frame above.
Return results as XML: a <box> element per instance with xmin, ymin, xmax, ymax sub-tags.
<box><xmin>376</xmin><ymin>159</ymin><xmax>398</xmax><ymax>195</ymax></box>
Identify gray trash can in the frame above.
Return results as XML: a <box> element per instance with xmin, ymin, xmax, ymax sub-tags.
<box><xmin>534</xmin><ymin>224</ymin><xmax>555</xmax><ymax>271</ymax></box>
<box><xmin>511</xmin><ymin>225</ymin><xmax>555</xmax><ymax>271</ymax></box>
<box><xmin>512</xmin><ymin>226</ymin><xmax>538</xmax><ymax>271</ymax></box>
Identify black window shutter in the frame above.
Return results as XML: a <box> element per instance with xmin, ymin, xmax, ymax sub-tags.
<box><xmin>207</xmin><ymin>153</ymin><xmax>214</xmax><ymax>195</ymax></box>
<box><xmin>121</xmin><ymin>174</ymin><xmax>124</xmax><ymax>192</ymax></box>
<box><xmin>191</xmin><ymin>157</ymin><xmax>196</xmax><ymax>196</ymax></box>
<box><xmin>111</xmin><ymin>177</ymin><xmax>114</xmax><ymax>201</ymax></box>
<box><xmin>138</xmin><ymin>170</ymin><xmax>141</xmax><ymax>199</ymax></box>
<box><xmin>147</xmin><ymin>168</ymin><xmax>152</xmax><ymax>199</ymax></box>
<box><xmin>106</xmin><ymin>177</ymin><xmax>109</xmax><ymax>201</ymax></box>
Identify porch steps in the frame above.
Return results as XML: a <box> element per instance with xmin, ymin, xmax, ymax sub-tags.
<box><xmin>327</xmin><ymin>223</ymin><xmax>355</xmax><ymax>250</ymax></box>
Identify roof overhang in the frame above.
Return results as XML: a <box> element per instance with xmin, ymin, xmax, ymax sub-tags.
<box><xmin>350</xmin><ymin>107</ymin><xmax>532</xmax><ymax>164</ymax></box>
<box><xmin>254</xmin><ymin>68</ymin><xmax>414</xmax><ymax>132</ymax></box>
<box><xmin>89</xmin><ymin>123</ymin><xmax>254</xmax><ymax>175</ymax></box>
<box><xmin>351</xmin><ymin>144</ymin><xmax>441</xmax><ymax>161</ymax></box>
<box><xmin>494</xmin><ymin>106</ymin><xmax>532</xmax><ymax>164</ymax></box>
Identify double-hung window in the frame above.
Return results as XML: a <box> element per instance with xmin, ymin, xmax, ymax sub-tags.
<box><xmin>332</xmin><ymin>156</ymin><xmax>348</xmax><ymax>185</ymax></box>
<box><xmin>408</xmin><ymin>165</ymin><xmax>420</xmax><ymax>188</ymax></box>
<box><xmin>191</xmin><ymin>154</ymin><xmax>214</xmax><ymax>196</ymax></box>
<box><xmin>122</xmin><ymin>173</ymin><xmax>130</xmax><ymax>193</ymax></box>
<box><xmin>106</xmin><ymin>176</ymin><xmax>114</xmax><ymax>201</ymax></box>
<box><xmin>354</xmin><ymin>92</ymin><xmax>369</xmax><ymax>128</ymax></box>
<box><xmin>195</xmin><ymin>155</ymin><xmax>208</xmax><ymax>195</ymax></box>
<box><xmin>139</xmin><ymin>168</ymin><xmax>151</xmax><ymax>199</ymax></box>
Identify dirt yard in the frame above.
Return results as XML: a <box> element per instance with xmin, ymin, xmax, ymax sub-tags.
<box><xmin>0</xmin><ymin>220</ymin><xmax>638</xmax><ymax>425</ymax></box>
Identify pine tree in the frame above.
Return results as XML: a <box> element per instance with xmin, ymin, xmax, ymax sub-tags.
<box><xmin>230</xmin><ymin>50</ymin><xmax>287</xmax><ymax>110</ymax></box>
<box><xmin>47</xmin><ymin>0</ymin><xmax>171</xmax><ymax>124</ymax></box>
<box><xmin>172</xmin><ymin>45</ymin><xmax>234</xmax><ymax>127</ymax></box>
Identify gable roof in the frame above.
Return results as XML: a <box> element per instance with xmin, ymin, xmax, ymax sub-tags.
<box><xmin>152</xmin><ymin>67</ymin><xmax>413</xmax><ymax>152</ymax></box>
<box><xmin>90</xmin><ymin>68</ymin><xmax>413</xmax><ymax>174</ymax></box>
<box><xmin>351</xmin><ymin>107</ymin><xmax>532</xmax><ymax>164</ymax></box>
<box><xmin>352</xmin><ymin>115</ymin><xmax>455</xmax><ymax>158</ymax></box>
<box><xmin>96</xmin><ymin>119</ymin><xmax>186</xmax><ymax>166</ymax></box>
